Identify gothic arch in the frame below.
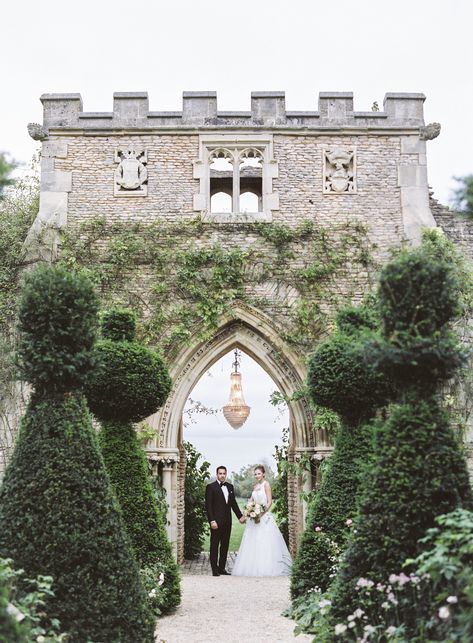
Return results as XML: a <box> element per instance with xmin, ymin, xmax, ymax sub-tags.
<box><xmin>146</xmin><ymin>303</ymin><xmax>326</xmax><ymax>561</ymax></box>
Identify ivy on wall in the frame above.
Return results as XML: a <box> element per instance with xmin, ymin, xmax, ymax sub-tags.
<box><xmin>58</xmin><ymin>215</ymin><xmax>376</xmax><ymax>356</ymax></box>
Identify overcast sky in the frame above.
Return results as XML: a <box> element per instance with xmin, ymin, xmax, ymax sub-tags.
<box><xmin>2</xmin><ymin>0</ymin><xmax>472</xmax><ymax>473</ymax></box>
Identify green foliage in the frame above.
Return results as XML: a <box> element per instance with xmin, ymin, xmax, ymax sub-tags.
<box><xmin>183</xmin><ymin>441</ymin><xmax>210</xmax><ymax>560</ymax></box>
<box><xmin>17</xmin><ymin>265</ymin><xmax>99</xmax><ymax>393</ymax></box>
<box><xmin>99</xmin><ymin>420</ymin><xmax>181</xmax><ymax>614</ymax></box>
<box><xmin>272</xmin><ymin>427</ymin><xmax>290</xmax><ymax>545</ymax></box>
<box><xmin>0</xmin><ymin>152</ymin><xmax>17</xmax><ymax>197</ymax></box>
<box><xmin>411</xmin><ymin>508</ymin><xmax>473</xmax><ymax>642</ymax></box>
<box><xmin>139</xmin><ymin>561</ymin><xmax>168</xmax><ymax>618</ymax></box>
<box><xmin>58</xmin><ymin>215</ymin><xmax>375</xmax><ymax>353</ymax></box>
<box><xmin>231</xmin><ymin>461</ymin><xmax>276</xmax><ymax>499</ymax></box>
<box><xmin>0</xmin><ymin>557</ymin><xmax>67</xmax><ymax>642</ymax></box>
<box><xmin>291</xmin><ymin>420</ymin><xmax>373</xmax><ymax>598</ymax></box>
<box><xmin>0</xmin><ymin>267</ymin><xmax>154</xmax><ymax>641</ymax></box>
<box><xmin>308</xmin><ymin>333</ymin><xmax>388</xmax><ymax>424</ymax></box>
<box><xmin>330</xmin><ymin>394</ymin><xmax>473</xmax><ymax>625</ymax></box>
<box><xmin>101</xmin><ymin>307</ymin><xmax>136</xmax><ymax>341</ymax></box>
<box><xmin>86</xmin><ymin>308</ymin><xmax>172</xmax><ymax>423</ymax></box>
<box><xmin>378</xmin><ymin>246</ymin><xmax>461</xmax><ymax>338</ymax></box>
<box><xmin>0</xmin><ymin>395</ymin><xmax>155</xmax><ymax>643</ymax></box>
<box><xmin>450</xmin><ymin>174</ymin><xmax>473</xmax><ymax>216</ymax></box>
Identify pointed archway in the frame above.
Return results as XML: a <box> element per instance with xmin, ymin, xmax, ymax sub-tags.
<box><xmin>146</xmin><ymin>303</ymin><xmax>331</xmax><ymax>561</ymax></box>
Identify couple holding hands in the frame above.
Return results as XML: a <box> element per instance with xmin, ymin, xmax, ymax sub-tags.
<box><xmin>205</xmin><ymin>464</ymin><xmax>292</xmax><ymax>577</ymax></box>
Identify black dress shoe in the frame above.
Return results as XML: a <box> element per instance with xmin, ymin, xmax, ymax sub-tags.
<box><xmin>219</xmin><ymin>570</ymin><xmax>231</xmax><ymax>575</ymax></box>
<box><xmin>212</xmin><ymin>571</ymin><xmax>220</xmax><ymax>576</ymax></box>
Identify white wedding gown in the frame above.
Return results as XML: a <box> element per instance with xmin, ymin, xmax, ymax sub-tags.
<box><xmin>232</xmin><ymin>482</ymin><xmax>292</xmax><ymax>577</ymax></box>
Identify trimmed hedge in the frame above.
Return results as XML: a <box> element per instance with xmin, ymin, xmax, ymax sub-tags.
<box><xmin>16</xmin><ymin>265</ymin><xmax>98</xmax><ymax>393</ymax></box>
<box><xmin>0</xmin><ymin>266</ymin><xmax>154</xmax><ymax>642</ymax></box>
<box><xmin>329</xmin><ymin>243</ymin><xmax>473</xmax><ymax>625</ymax></box>
<box><xmin>330</xmin><ymin>394</ymin><xmax>473</xmax><ymax>623</ymax></box>
<box><xmin>291</xmin><ymin>419</ymin><xmax>374</xmax><ymax>598</ymax></box>
<box><xmin>292</xmin><ymin>302</ymin><xmax>386</xmax><ymax>599</ymax></box>
<box><xmin>86</xmin><ymin>309</ymin><xmax>180</xmax><ymax>613</ymax></box>
<box><xmin>183</xmin><ymin>441</ymin><xmax>210</xmax><ymax>560</ymax></box>
<box><xmin>99</xmin><ymin>419</ymin><xmax>181</xmax><ymax>612</ymax></box>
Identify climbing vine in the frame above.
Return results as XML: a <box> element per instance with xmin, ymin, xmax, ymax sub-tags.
<box><xmin>58</xmin><ymin>215</ymin><xmax>377</xmax><ymax>356</ymax></box>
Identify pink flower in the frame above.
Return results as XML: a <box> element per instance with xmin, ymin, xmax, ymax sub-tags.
<box><xmin>315</xmin><ymin>526</ymin><xmax>322</xmax><ymax>532</ymax></box>
<box><xmin>346</xmin><ymin>519</ymin><xmax>353</xmax><ymax>526</ymax></box>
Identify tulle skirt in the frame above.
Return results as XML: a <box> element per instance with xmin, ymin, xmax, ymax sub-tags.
<box><xmin>232</xmin><ymin>512</ymin><xmax>292</xmax><ymax>577</ymax></box>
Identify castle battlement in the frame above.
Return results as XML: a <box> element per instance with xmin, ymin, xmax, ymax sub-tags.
<box><xmin>38</xmin><ymin>91</ymin><xmax>426</xmax><ymax>132</ymax></box>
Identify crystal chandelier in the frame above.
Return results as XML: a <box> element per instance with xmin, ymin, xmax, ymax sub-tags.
<box><xmin>223</xmin><ymin>349</ymin><xmax>251</xmax><ymax>429</ymax></box>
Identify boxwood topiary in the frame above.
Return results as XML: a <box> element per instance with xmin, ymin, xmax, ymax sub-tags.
<box><xmin>329</xmin><ymin>243</ymin><xmax>473</xmax><ymax>626</ymax></box>
<box><xmin>0</xmin><ymin>265</ymin><xmax>154</xmax><ymax>643</ymax></box>
<box><xmin>292</xmin><ymin>302</ymin><xmax>387</xmax><ymax>599</ymax></box>
<box><xmin>86</xmin><ymin>308</ymin><xmax>180</xmax><ymax>614</ymax></box>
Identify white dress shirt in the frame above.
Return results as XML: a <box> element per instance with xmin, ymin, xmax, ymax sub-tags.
<box><xmin>220</xmin><ymin>482</ymin><xmax>229</xmax><ymax>503</ymax></box>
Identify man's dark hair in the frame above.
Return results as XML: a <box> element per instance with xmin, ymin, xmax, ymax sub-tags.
<box><xmin>216</xmin><ymin>466</ymin><xmax>227</xmax><ymax>474</ymax></box>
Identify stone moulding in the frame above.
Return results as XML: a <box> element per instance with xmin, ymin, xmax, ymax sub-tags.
<box><xmin>36</xmin><ymin>91</ymin><xmax>427</xmax><ymax>132</ymax></box>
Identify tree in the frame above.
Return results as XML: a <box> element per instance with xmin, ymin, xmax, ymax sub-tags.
<box><xmin>0</xmin><ymin>265</ymin><xmax>154</xmax><ymax>642</ymax></box>
<box><xmin>184</xmin><ymin>441</ymin><xmax>210</xmax><ymax>559</ymax></box>
<box><xmin>231</xmin><ymin>461</ymin><xmax>276</xmax><ymax>499</ymax></box>
<box><xmin>85</xmin><ymin>308</ymin><xmax>181</xmax><ymax>613</ymax></box>
<box><xmin>450</xmin><ymin>174</ymin><xmax>473</xmax><ymax>216</ymax></box>
<box><xmin>329</xmin><ymin>239</ymin><xmax>473</xmax><ymax>626</ymax></box>
<box><xmin>0</xmin><ymin>152</ymin><xmax>16</xmax><ymax>198</ymax></box>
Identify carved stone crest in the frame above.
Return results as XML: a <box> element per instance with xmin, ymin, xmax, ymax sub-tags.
<box><xmin>419</xmin><ymin>122</ymin><xmax>441</xmax><ymax>141</ymax></box>
<box><xmin>114</xmin><ymin>147</ymin><xmax>148</xmax><ymax>196</ymax></box>
<box><xmin>323</xmin><ymin>148</ymin><xmax>356</xmax><ymax>194</ymax></box>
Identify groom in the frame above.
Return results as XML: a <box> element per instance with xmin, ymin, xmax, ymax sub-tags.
<box><xmin>205</xmin><ymin>465</ymin><xmax>245</xmax><ymax>576</ymax></box>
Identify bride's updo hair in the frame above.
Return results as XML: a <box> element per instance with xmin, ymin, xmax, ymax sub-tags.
<box><xmin>254</xmin><ymin>464</ymin><xmax>265</xmax><ymax>474</ymax></box>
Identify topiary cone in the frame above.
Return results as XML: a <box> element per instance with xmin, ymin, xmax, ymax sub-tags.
<box><xmin>0</xmin><ymin>265</ymin><xmax>154</xmax><ymax>642</ymax></box>
<box><xmin>85</xmin><ymin>308</ymin><xmax>180</xmax><ymax>614</ymax></box>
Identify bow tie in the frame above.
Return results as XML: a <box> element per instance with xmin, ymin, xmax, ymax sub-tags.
<box><xmin>219</xmin><ymin>482</ymin><xmax>226</xmax><ymax>487</ymax></box>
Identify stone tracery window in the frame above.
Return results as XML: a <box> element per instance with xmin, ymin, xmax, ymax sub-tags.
<box><xmin>194</xmin><ymin>135</ymin><xmax>279</xmax><ymax>222</ymax></box>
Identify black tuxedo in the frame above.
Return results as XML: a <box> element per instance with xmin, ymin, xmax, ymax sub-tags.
<box><xmin>205</xmin><ymin>480</ymin><xmax>242</xmax><ymax>573</ymax></box>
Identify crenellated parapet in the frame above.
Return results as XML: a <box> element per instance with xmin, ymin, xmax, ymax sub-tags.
<box><xmin>36</xmin><ymin>90</ymin><xmax>427</xmax><ymax>132</ymax></box>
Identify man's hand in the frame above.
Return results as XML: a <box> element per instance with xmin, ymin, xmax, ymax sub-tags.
<box><xmin>210</xmin><ymin>520</ymin><xmax>218</xmax><ymax>530</ymax></box>
<box><xmin>239</xmin><ymin>516</ymin><xmax>246</xmax><ymax>524</ymax></box>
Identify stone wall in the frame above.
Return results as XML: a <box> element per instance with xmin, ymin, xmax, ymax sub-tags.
<box><xmin>3</xmin><ymin>89</ymin><xmax>448</xmax><ymax>555</ymax></box>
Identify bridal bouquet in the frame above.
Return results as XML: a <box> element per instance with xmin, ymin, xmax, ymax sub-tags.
<box><xmin>244</xmin><ymin>500</ymin><xmax>265</xmax><ymax>523</ymax></box>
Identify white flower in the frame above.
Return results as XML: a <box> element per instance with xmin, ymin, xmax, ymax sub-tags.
<box><xmin>438</xmin><ymin>606</ymin><xmax>450</xmax><ymax>619</ymax></box>
<box><xmin>319</xmin><ymin>599</ymin><xmax>332</xmax><ymax>608</ymax></box>
<box><xmin>386</xmin><ymin>626</ymin><xmax>397</xmax><ymax>636</ymax></box>
<box><xmin>149</xmin><ymin>589</ymin><xmax>157</xmax><ymax>597</ymax></box>
<box><xmin>348</xmin><ymin>614</ymin><xmax>355</xmax><ymax>622</ymax></box>
<box><xmin>348</xmin><ymin>621</ymin><xmax>355</xmax><ymax>628</ymax></box>
<box><xmin>353</xmin><ymin>608</ymin><xmax>364</xmax><ymax>618</ymax></box>
<box><xmin>356</xmin><ymin>577</ymin><xmax>374</xmax><ymax>588</ymax></box>
<box><xmin>315</xmin><ymin>526</ymin><xmax>322</xmax><ymax>532</ymax></box>
<box><xmin>6</xmin><ymin>603</ymin><xmax>25</xmax><ymax>622</ymax></box>
<box><xmin>158</xmin><ymin>572</ymin><xmax>165</xmax><ymax>586</ymax></box>
<box><xmin>346</xmin><ymin>519</ymin><xmax>353</xmax><ymax>526</ymax></box>
<box><xmin>364</xmin><ymin>624</ymin><xmax>376</xmax><ymax>635</ymax></box>
<box><xmin>36</xmin><ymin>637</ymin><xmax>46</xmax><ymax>643</ymax></box>
<box><xmin>446</xmin><ymin>595</ymin><xmax>458</xmax><ymax>604</ymax></box>
<box><xmin>381</xmin><ymin>601</ymin><xmax>390</xmax><ymax>609</ymax></box>
<box><xmin>334</xmin><ymin>623</ymin><xmax>347</xmax><ymax>635</ymax></box>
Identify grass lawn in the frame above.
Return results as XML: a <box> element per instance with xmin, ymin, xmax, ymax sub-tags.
<box><xmin>202</xmin><ymin>497</ymin><xmax>247</xmax><ymax>552</ymax></box>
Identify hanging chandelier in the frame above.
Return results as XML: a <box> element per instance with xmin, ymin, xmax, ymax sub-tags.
<box><xmin>223</xmin><ymin>349</ymin><xmax>251</xmax><ymax>430</ymax></box>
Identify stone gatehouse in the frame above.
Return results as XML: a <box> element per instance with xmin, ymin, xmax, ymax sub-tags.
<box><xmin>6</xmin><ymin>89</ymin><xmax>471</xmax><ymax>561</ymax></box>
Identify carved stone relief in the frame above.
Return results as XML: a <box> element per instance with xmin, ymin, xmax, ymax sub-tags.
<box><xmin>323</xmin><ymin>148</ymin><xmax>356</xmax><ymax>194</ymax></box>
<box><xmin>114</xmin><ymin>147</ymin><xmax>148</xmax><ymax>196</ymax></box>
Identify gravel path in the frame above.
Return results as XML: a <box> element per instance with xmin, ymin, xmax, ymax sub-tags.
<box><xmin>155</xmin><ymin>575</ymin><xmax>312</xmax><ymax>643</ymax></box>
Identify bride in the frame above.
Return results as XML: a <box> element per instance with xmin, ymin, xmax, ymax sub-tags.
<box><xmin>232</xmin><ymin>464</ymin><xmax>292</xmax><ymax>576</ymax></box>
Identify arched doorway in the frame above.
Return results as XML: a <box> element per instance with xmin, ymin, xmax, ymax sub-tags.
<box><xmin>146</xmin><ymin>304</ymin><xmax>331</xmax><ymax>561</ymax></box>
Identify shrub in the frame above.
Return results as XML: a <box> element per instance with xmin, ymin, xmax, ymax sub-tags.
<box><xmin>329</xmin><ymin>243</ymin><xmax>473</xmax><ymax>626</ymax></box>
<box><xmin>0</xmin><ymin>557</ymin><xmax>67</xmax><ymax>642</ymax></box>
<box><xmin>0</xmin><ymin>266</ymin><xmax>154</xmax><ymax>642</ymax></box>
<box><xmin>292</xmin><ymin>301</ymin><xmax>386</xmax><ymax>599</ymax></box>
<box><xmin>272</xmin><ymin>427</ymin><xmax>290</xmax><ymax>545</ymax></box>
<box><xmin>291</xmin><ymin>420</ymin><xmax>373</xmax><ymax>598</ymax></box>
<box><xmin>184</xmin><ymin>441</ymin><xmax>210</xmax><ymax>560</ymax></box>
<box><xmin>87</xmin><ymin>308</ymin><xmax>180</xmax><ymax>613</ymax></box>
